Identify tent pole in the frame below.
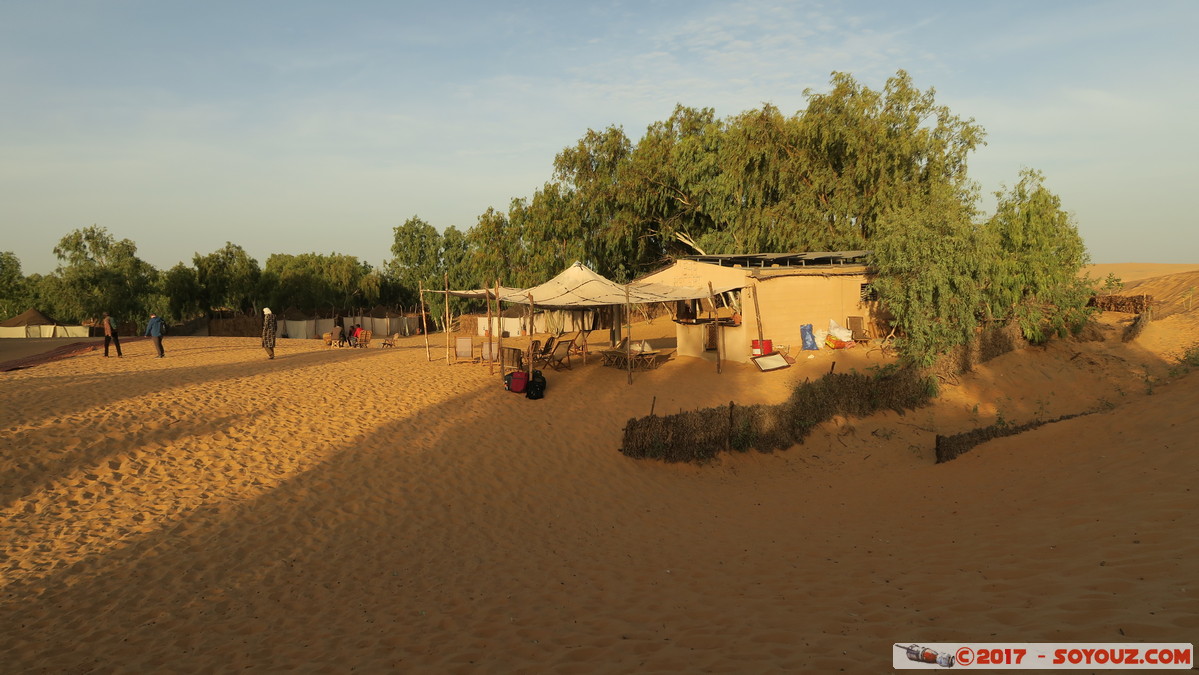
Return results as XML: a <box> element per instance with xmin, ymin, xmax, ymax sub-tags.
<box><xmin>750</xmin><ymin>283</ymin><xmax>765</xmax><ymax>347</ymax></box>
<box><xmin>486</xmin><ymin>285</ymin><xmax>494</xmax><ymax>376</ymax></box>
<box><xmin>625</xmin><ymin>284</ymin><xmax>633</xmax><ymax>385</ymax></box>
<box><xmin>420</xmin><ymin>282</ymin><xmax>431</xmax><ymax>361</ymax></box>
<box><xmin>527</xmin><ymin>293</ymin><xmax>536</xmax><ymax>377</ymax></box>
<box><xmin>444</xmin><ymin>272</ymin><xmax>451</xmax><ymax>364</ymax></box>
<box><xmin>496</xmin><ymin>279</ymin><xmax>504</xmax><ymax>380</ymax></box>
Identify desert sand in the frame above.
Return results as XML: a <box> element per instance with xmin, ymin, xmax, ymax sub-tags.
<box><xmin>2</xmin><ymin>269</ymin><xmax>1197</xmax><ymax>672</ymax></box>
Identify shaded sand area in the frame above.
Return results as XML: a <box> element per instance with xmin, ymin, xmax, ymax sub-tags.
<box><xmin>2</xmin><ymin>286</ymin><xmax>1197</xmax><ymax>671</ymax></box>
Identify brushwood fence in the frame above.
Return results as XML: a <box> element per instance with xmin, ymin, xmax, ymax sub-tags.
<box><xmin>620</xmin><ymin>368</ymin><xmax>937</xmax><ymax>463</ymax></box>
<box><xmin>1090</xmin><ymin>294</ymin><xmax>1154</xmax><ymax>313</ymax></box>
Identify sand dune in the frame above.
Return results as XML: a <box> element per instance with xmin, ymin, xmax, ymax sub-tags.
<box><xmin>1</xmin><ymin>305</ymin><xmax>1196</xmax><ymax>672</ymax></box>
<box><xmin>1085</xmin><ymin>262</ymin><xmax>1199</xmax><ymax>284</ymax></box>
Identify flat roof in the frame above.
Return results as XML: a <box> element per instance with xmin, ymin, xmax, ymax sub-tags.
<box><xmin>679</xmin><ymin>251</ymin><xmax>871</xmax><ymax>268</ymax></box>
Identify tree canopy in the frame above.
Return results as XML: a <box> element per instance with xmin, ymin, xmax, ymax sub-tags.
<box><xmin>1</xmin><ymin>70</ymin><xmax>1095</xmax><ymax>361</ymax></box>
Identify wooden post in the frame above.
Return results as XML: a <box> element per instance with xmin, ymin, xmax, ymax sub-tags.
<box><xmin>486</xmin><ymin>285</ymin><xmax>494</xmax><ymax>375</ymax></box>
<box><xmin>496</xmin><ymin>279</ymin><xmax>504</xmax><ymax>379</ymax></box>
<box><xmin>527</xmin><ymin>292</ymin><xmax>536</xmax><ymax>376</ymax></box>
<box><xmin>750</xmin><ymin>283</ymin><xmax>765</xmax><ymax>345</ymax></box>
<box><xmin>420</xmin><ymin>281</ymin><xmax>431</xmax><ymax>361</ymax></box>
<box><xmin>444</xmin><ymin>272</ymin><xmax>451</xmax><ymax>364</ymax></box>
<box><xmin>709</xmin><ymin>282</ymin><xmax>721</xmax><ymax>375</ymax></box>
<box><xmin>625</xmin><ymin>284</ymin><xmax>633</xmax><ymax>385</ymax></box>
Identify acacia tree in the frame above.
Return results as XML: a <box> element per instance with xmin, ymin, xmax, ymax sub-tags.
<box><xmin>161</xmin><ymin>263</ymin><xmax>204</xmax><ymax>323</ymax></box>
<box><xmin>551</xmin><ymin>125</ymin><xmax>635</xmax><ymax>278</ymax></box>
<box><xmin>0</xmin><ymin>251</ymin><xmax>28</xmax><ymax>319</ymax></box>
<box><xmin>622</xmin><ymin>105</ymin><xmax>722</xmax><ymax>261</ymax></box>
<box><xmin>466</xmin><ymin>205</ymin><xmax>525</xmax><ymax>288</ymax></box>
<box><xmin>984</xmin><ymin>169</ymin><xmax>1092</xmax><ymax>342</ymax></box>
<box><xmin>796</xmin><ymin>70</ymin><xmax>985</xmax><ymax>247</ymax></box>
<box><xmin>193</xmin><ymin>242</ymin><xmax>261</xmax><ymax>315</ymax></box>
<box><xmin>50</xmin><ymin>226</ymin><xmax>158</xmax><ymax>323</ymax></box>
<box><xmin>258</xmin><ymin>253</ymin><xmax>375</xmax><ymax>312</ymax></box>
<box><xmin>869</xmin><ymin>182</ymin><xmax>989</xmax><ymax>367</ymax></box>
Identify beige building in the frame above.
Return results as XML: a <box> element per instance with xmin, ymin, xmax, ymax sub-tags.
<box><xmin>638</xmin><ymin>252</ymin><xmax>880</xmax><ymax>364</ymax></box>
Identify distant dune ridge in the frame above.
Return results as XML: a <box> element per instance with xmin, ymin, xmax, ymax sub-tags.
<box><xmin>1</xmin><ymin>265</ymin><xmax>1196</xmax><ymax>671</ymax></box>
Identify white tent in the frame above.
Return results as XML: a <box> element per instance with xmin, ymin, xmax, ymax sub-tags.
<box><xmin>0</xmin><ymin>308</ymin><xmax>89</xmax><ymax>338</ymax></box>
<box><xmin>448</xmin><ymin>261</ymin><xmax>741</xmax><ymax>308</ymax></box>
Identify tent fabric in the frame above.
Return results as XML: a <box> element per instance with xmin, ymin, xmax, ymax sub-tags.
<box><xmin>284</xmin><ymin>319</ymin><xmax>316</xmax><ymax>339</ymax></box>
<box><xmin>0</xmin><ymin>308</ymin><xmax>57</xmax><ymax>327</ymax></box>
<box><xmin>0</xmin><ymin>308</ymin><xmax>88</xmax><ymax>338</ymax></box>
<box><xmin>446</xmin><ymin>261</ymin><xmax>743</xmax><ymax>309</ymax></box>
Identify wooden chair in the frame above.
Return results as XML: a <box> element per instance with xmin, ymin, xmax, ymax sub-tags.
<box><xmin>382</xmin><ymin>333</ymin><xmax>398</xmax><ymax>348</ymax></box>
<box><xmin>357</xmin><ymin>330</ymin><xmax>373</xmax><ymax>348</ymax></box>
<box><xmin>846</xmin><ymin>316</ymin><xmax>871</xmax><ymax>344</ymax></box>
<box><xmin>600</xmin><ymin>337</ymin><xmax>629</xmax><ymax>368</ymax></box>
<box><xmin>648</xmin><ymin>349</ymin><xmax>675</xmax><ymax>369</ymax></box>
<box><xmin>500</xmin><ymin>346</ymin><xmax>524</xmax><ymax>373</ymax></box>
<box><xmin>570</xmin><ymin>329</ymin><xmax>593</xmax><ymax>357</ymax></box>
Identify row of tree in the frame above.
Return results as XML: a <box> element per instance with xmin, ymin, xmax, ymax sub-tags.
<box><xmin>0</xmin><ymin>70</ymin><xmax>1094</xmax><ymax>365</ymax></box>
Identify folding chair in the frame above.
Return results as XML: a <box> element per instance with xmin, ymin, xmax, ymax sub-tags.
<box><xmin>530</xmin><ymin>336</ymin><xmax>557</xmax><ymax>368</ymax></box>
<box><xmin>455</xmin><ymin>336</ymin><xmax>476</xmax><ymax>362</ymax></box>
<box><xmin>544</xmin><ymin>338</ymin><xmax>574</xmax><ymax>371</ymax></box>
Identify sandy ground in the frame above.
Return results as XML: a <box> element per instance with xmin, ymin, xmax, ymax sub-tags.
<box><xmin>1</xmin><ymin>275</ymin><xmax>1197</xmax><ymax>672</ymax></box>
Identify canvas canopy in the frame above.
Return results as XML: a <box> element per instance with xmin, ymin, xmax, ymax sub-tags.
<box><xmin>0</xmin><ymin>308</ymin><xmax>89</xmax><ymax>338</ymax></box>
<box><xmin>446</xmin><ymin>261</ymin><xmax>743</xmax><ymax>309</ymax></box>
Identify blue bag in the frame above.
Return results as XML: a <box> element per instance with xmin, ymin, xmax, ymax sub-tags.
<box><xmin>801</xmin><ymin>323</ymin><xmax>819</xmax><ymax>350</ymax></box>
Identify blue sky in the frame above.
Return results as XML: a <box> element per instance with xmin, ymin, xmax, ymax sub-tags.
<box><xmin>2</xmin><ymin>0</ymin><xmax>1196</xmax><ymax>275</ymax></box>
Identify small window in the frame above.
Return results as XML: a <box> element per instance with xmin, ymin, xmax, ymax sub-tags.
<box><xmin>860</xmin><ymin>283</ymin><xmax>878</xmax><ymax>302</ymax></box>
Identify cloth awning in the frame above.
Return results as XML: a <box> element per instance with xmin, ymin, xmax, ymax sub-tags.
<box><xmin>445</xmin><ymin>262</ymin><xmax>743</xmax><ymax>309</ymax></box>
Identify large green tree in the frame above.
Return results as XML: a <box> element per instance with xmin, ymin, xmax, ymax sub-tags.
<box><xmin>0</xmin><ymin>251</ymin><xmax>28</xmax><ymax>319</ymax></box>
<box><xmin>869</xmin><ymin>182</ymin><xmax>989</xmax><ymax>367</ymax></box>
<box><xmin>161</xmin><ymin>263</ymin><xmax>204</xmax><ymax>323</ymax></box>
<box><xmin>984</xmin><ymin>169</ymin><xmax>1092</xmax><ymax>342</ymax></box>
<box><xmin>387</xmin><ymin>216</ymin><xmax>443</xmax><ymax>303</ymax></box>
<box><xmin>258</xmin><ymin>253</ymin><xmax>376</xmax><ymax>312</ymax></box>
<box><xmin>50</xmin><ymin>226</ymin><xmax>158</xmax><ymax>323</ymax></box>
<box><xmin>193</xmin><ymin>243</ymin><xmax>261</xmax><ymax>315</ymax></box>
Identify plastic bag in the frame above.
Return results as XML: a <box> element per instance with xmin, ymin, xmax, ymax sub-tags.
<box><xmin>801</xmin><ymin>323</ymin><xmax>819</xmax><ymax>350</ymax></box>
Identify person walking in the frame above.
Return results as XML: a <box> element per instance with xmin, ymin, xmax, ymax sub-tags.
<box><xmin>145</xmin><ymin>312</ymin><xmax>166</xmax><ymax>357</ymax></box>
<box><xmin>101</xmin><ymin>311</ymin><xmax>123</xmax><ymax>357</ymax></box>
<box><xmin>262</xmin><ymin>307</ymin><xmax>278</xmax><ymax>359</ymax></box>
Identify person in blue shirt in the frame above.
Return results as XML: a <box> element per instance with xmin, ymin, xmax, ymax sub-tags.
<box><xmin>145</xmin><ymin>313</ymin><xmax>166</xmax><ymax>358</ymax></box>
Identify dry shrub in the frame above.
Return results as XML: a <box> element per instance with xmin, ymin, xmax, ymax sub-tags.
<box><xmin>1090</xmin><ymin>294</ymin><xmax>1153</xmax><ymax>313</ymax></box>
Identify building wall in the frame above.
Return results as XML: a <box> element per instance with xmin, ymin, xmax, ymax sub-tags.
<box><xmin>640</xmin><ymin>260</ymin><xmax>878</xmax><ymax>364</ymax></box>
<box><xmin>752</xmin><ymin>272</ymin><xmax>875</xmax><ymax>358</ymax></box>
